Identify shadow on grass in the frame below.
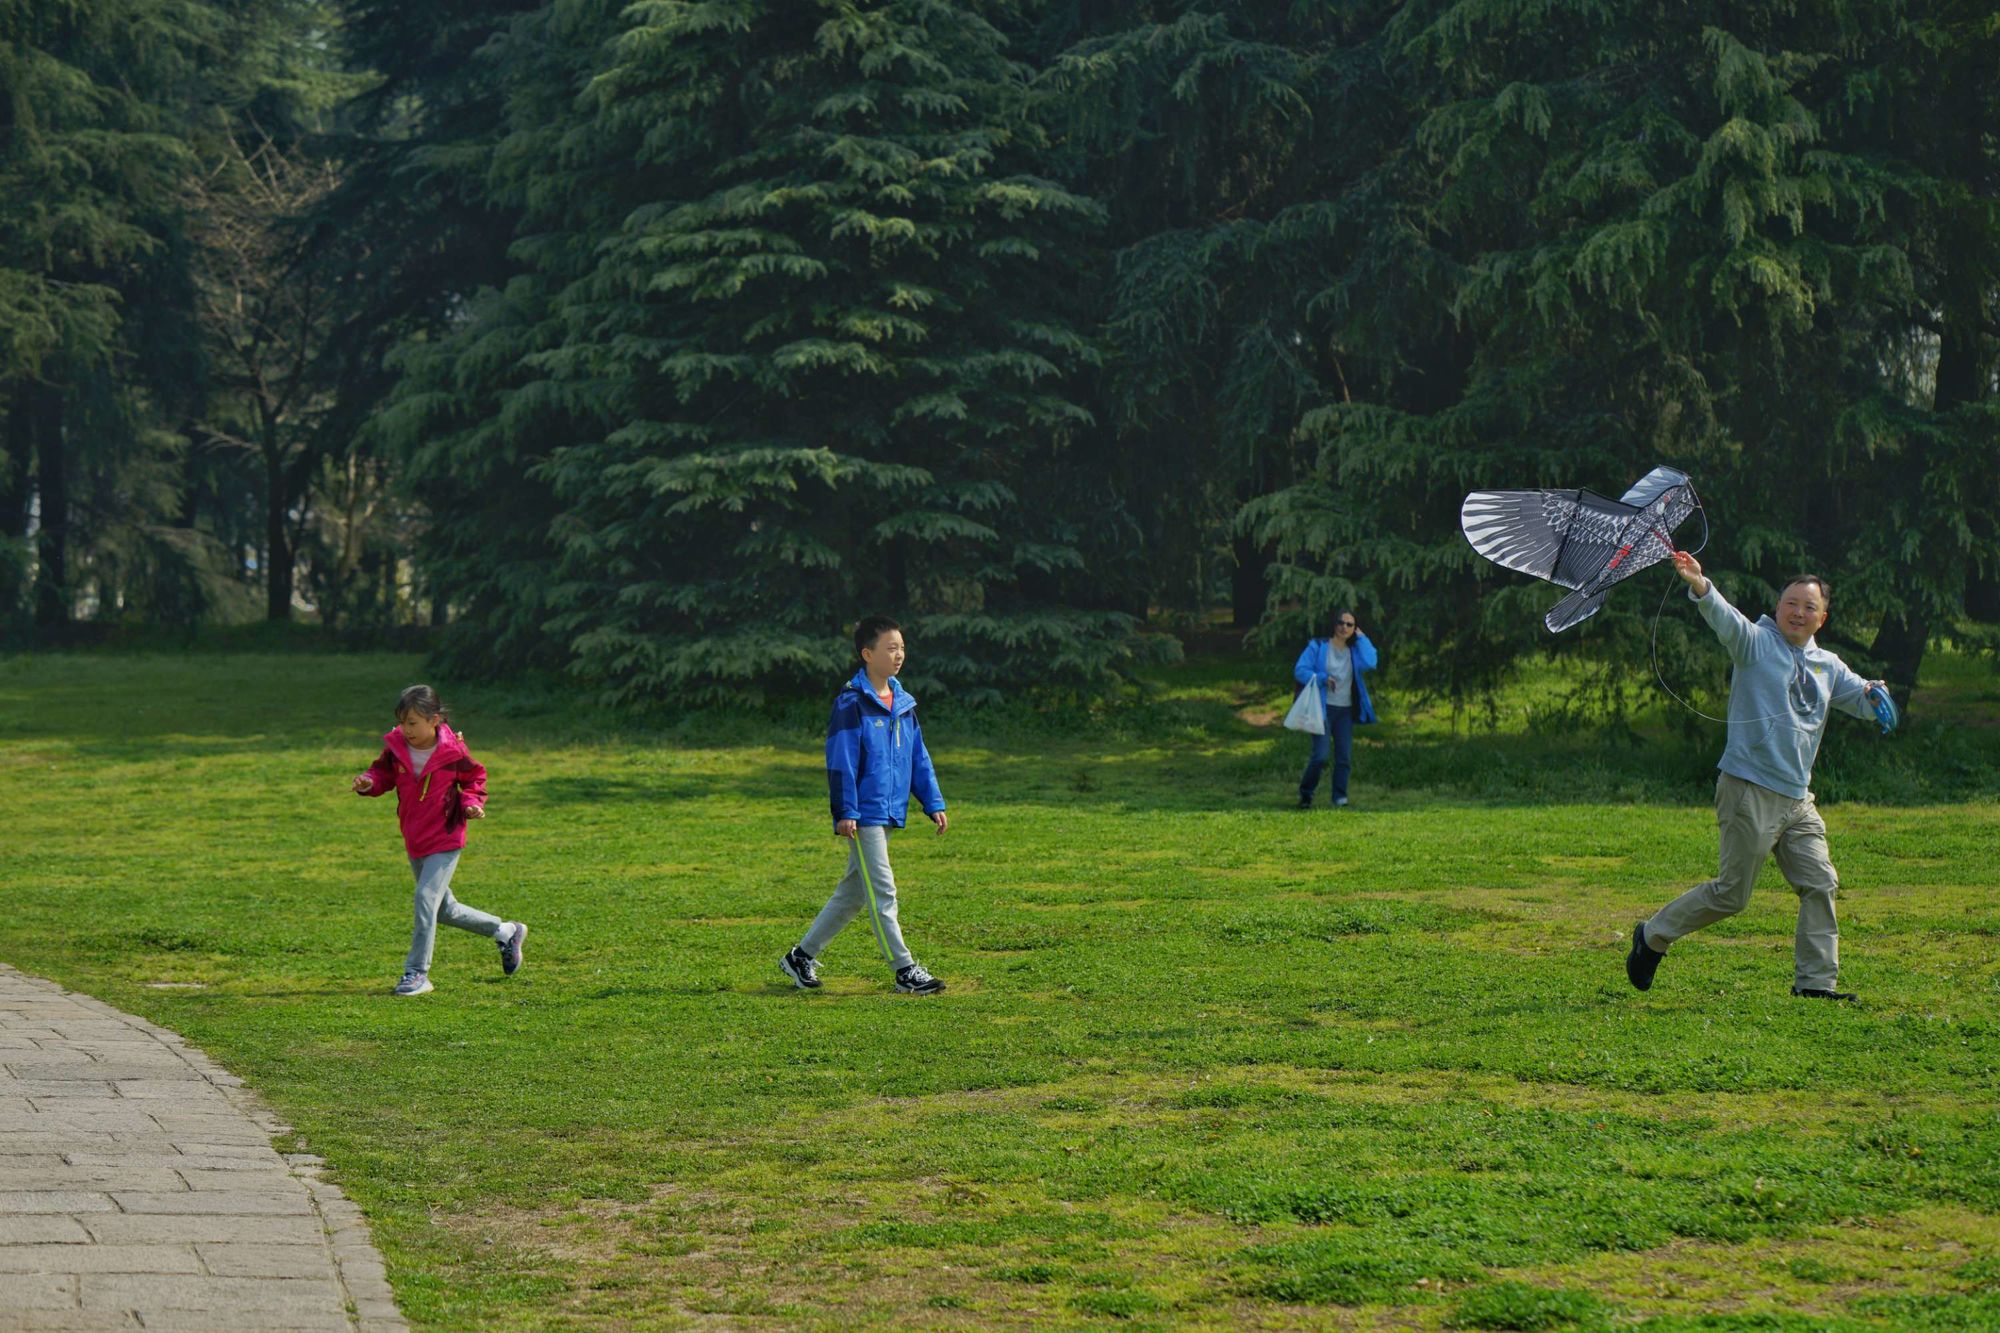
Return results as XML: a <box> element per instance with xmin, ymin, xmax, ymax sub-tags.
<box><xmin>7</xmin><ymin>650</ymin><xmax>1997</xmax><ymax>809</ymax></box>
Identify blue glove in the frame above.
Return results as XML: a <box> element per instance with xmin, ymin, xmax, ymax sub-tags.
<box><xmin>1865</xmin><ymin>684</ymin><xmax>1899</xmax><ymax>735</ymax></box>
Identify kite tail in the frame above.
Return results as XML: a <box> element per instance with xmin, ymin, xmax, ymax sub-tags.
<box><xmin>1545</xmin><ymin>585</ymin><xmax>1611</xmax><ymax>633</ymax></box>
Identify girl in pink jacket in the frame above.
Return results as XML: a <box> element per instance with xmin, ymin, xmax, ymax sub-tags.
<box><xmin>351</xmin><ymin>685</ymin><xmax>526</xmax><ymax>996</ymax></box>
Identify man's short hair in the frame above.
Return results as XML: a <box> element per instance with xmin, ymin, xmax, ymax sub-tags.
<box><xmin>854</xmin><ymin>613</ymin><xmax>901</xmax><ymax>655</ymax></box>
<box><xmin>1780</xmin><ymin>575</ymin><xmax>1830</xmax><ymax>605</ymax></box>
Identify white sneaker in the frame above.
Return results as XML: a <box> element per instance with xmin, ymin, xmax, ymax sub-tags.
<box><xmin>394</xmin><ymin>971</ymin><xmax>433</xmax><ymax>996</ymax></box>
<box><xmin>497</xmin><ymin>922</ymin><xmax>526</xmax><ymax>976</ymax></box>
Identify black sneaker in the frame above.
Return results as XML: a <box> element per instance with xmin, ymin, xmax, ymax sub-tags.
<box><xmin>1626</xmin><ymin>921</ymin><xmax>1664</xmax><ymax>991</ymax></box>
<box><xmin>895</xmin><ymin>963</ymin><xmax>944</xmax><ymax>995</ymax></box>
<box><xmin>1792</xmin><ymin>986</ymin><xmax>1858</xmax><ymax>1002</ymax></box>
<box><xmin>1296</xmin><ymin>795</ymin><xmax>1313</xmax><ymax>810</ymax></box>
<box><xmin>780</xmin><ymin>947</ymin><xmax>822</xmax><ymax>990</ymax></box>
<box><xmin>497</xmin><ymin>922</ymin><xmax>526</xmax><ymax>976</ymax></box>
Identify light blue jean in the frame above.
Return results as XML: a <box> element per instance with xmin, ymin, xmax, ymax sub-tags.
<box><xmin>405</xmin><ymin>851</ymin><xmax>506</xmax><ymax>974</ymax></box>
<box><xmin>800</xmin><ymin>827</ymin><xmax>915</xmax><ymax>970</ymax></box>
<box><xmin>1299</xmin><ymin>703</ymin><xmax>1355</xmax><ymax>804</ymax></box>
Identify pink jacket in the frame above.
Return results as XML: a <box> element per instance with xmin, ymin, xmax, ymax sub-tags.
<box><xmin>356</xmin><ymin>723</ymin><xmax>488</xmax><ymax>858</ymax></box>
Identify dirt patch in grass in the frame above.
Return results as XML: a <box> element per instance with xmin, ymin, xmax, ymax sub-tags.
<box><xmin>1485</xmin><ymin>1205</ymin><xmax>1996</xmax><ymax>1323</ymax></box>
<box><xmin>740</xmin><ymin>1066</ymin><xmax>1987</xmax><ymax>1144</ymax></box>
<box><xmin>443</xmin><ymin>1175</ymin><xmax>1276</xmax><ymax>1329</ymax></box>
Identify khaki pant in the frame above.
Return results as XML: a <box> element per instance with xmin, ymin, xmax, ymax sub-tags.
<box><xmin>1644</xmin><ymin>773</ymin><xmax>1841</xmax><ymax>990</ymax></box>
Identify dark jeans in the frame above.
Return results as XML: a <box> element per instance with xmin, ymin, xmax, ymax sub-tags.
<box><xmin>1299</xmin><ymin>703</ymin><xmax>1355</xmax><ymax>803</ymax></box>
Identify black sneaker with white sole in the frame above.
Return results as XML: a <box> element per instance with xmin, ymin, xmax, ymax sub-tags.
<box><xmin>1792</xmin><ymin>986</ymin><xmax>1857</xmax><ymax>1002</ymax></box>
<box><xmin>1626</xmin><ymin>921</ymin><xmax>1664</xmax><ymax>991</ymax></box>
<box><xmin>780</xmin><ymin>947</ymin><xmax>822</xmax><ymax>989</ymax></box>
<box><xmin>894</xmin><ymin>963</ymin><xmax>944</xmax><ymax>995</ymax></box>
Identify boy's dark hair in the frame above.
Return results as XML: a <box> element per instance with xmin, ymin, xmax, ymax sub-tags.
<box><xmin>395</xmin><ymin>684</ymin><xmax>449</xmax><ymax>726</ymax></box>
<box><xmin>853</xmin><ymin>614</ymin><xmax>902</xmax><ymax>656</ymax></box>
<box><xmin>1780</xmin><ymin>575</ymin><xmax>1831</xmax><ymax>605</ymax></box>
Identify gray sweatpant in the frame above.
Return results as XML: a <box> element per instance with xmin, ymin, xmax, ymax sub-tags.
<box><xmin>405</xmin><ymin>851</ymin><xmax>507</xmax><ymax>974</ymax></box>
<box><xmin>1644</xmin><ymin>773</ymin><xmax>1841</xmax><ymax>990</ymax></box>
<box><xmin>800</xmin><ymin>827</ymin><xmax>914</xmax><ymax>971</ymax></box>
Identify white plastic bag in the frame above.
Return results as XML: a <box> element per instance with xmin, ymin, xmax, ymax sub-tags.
<box><xmin>1283</xmin><ymin>678</ymin><xmax>1325</xmax><ymax>734</ymax></box>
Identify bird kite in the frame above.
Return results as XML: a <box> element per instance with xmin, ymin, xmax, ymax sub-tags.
<box><xmin>1460</xmin><ymin>465</ymin><xmax>1700</xmax><ymax>632</ymax></box>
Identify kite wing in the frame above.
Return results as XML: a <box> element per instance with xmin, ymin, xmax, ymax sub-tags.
<box><xmin>1459</xmin><ymin>488</ymin><xmax>1639</xmax><ymax>591</ymax></box>
<box><xmin>1619</xmin><ymin>465</ymin><xmax>1692</xmax><ymax>509</ymax></box>
<box><xmin>1462</xmin><ymin>466</ymin><xmax>1699</xmax><ymax>633</ymax></box>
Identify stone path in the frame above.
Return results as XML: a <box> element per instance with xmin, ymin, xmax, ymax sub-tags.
<box><xmin>0</xmin><ymin>964</ymin><xmax>406</xmax><ymax>1332</ymax></box>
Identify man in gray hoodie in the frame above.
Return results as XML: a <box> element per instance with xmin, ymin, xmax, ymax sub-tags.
<box><xmin>1626</xmin><ymin>551</ymin><xmax>1889</xmax><ymax>1001</ymax></box>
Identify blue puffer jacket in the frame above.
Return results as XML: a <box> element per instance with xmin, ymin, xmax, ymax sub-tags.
<box><xmin>1293</xmin><ymin>633</ymin><xmax>1380</xmax><ymax>724</ymax></box>
<box><xmin>825</xmin><ymin>670</ymin><xmax>947</xmax><ymax>830</ymax></box>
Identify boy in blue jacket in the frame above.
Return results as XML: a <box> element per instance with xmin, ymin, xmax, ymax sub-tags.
<box><xmin>781</xmin><ymin>614</ymin><xmax>949</xmax><ymax>994</ymax></box>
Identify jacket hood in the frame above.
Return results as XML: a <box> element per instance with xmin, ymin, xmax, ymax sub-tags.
<box><xmin>846</xmin><ymin>669</ymin><xmax>917</xmax><ymax>716</ymax></box>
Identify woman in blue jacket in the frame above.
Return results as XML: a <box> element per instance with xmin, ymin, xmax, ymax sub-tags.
<box><xmin>1293</xmin><ymin>612</ymin><xmax>1378</xmax><ymax>808</ymax></box>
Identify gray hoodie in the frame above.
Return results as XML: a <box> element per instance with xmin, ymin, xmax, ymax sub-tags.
<box><xmin>1694</xmin><ymin>583</ymin><xmax>1877</xmax><ymax>799</ymax></box>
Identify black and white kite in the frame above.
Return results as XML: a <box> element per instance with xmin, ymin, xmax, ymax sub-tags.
<box><xmin>1460</xmin><ymin>465</ymin><xmax>1699</xmax><ymax>632</ymax></box>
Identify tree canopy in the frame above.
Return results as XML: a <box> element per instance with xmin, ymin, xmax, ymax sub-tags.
<box><xmin>4</xmin><ymin>0</ymin><xmax>1993</xmax><ymax>706</ymax></box>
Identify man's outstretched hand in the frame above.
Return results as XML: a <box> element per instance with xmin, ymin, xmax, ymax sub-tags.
<box><xmin>1671</xmin><ymin>551</ymin><xmax>1710</xmax><ymax>598</ymax></box>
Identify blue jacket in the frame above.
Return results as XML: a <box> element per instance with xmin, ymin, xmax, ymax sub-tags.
<box><xmin>1293</xmin><ymin>634</ymin><xmax>1379</xmax><ymax>725</ymax></box>
<box><xmin>826</xmin><ymin>670</ymin><xmax>946</xmax><ymax>830</ymax></box>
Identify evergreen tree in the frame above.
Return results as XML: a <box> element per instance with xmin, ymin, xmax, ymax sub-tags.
<box><xmin>312</xmin><ymin>0</ymin><xmax>549</xmax><ymax>633</ymax></box>
<box><xmin>0</xmin><ymin>0</ymin><xmax>208</xmax><ymax>624</ymax></box>
<box><xmin>385</xmin><ymin>0</ymin><xmax>1164</xmax><ymax>703</ymax></box>
<box><xmin>0</xmin><ymin>0</ymin><xmax>359</xmax><ymax>630</ymax></box>
<box><xmin>1037</xmin><ymin>4</ymin><xmax>1401</xmax><ymax>628</ymax></box>
<box><xmin>1235</xmin><ymin>0</ymin><xmax>1999</xmax><ymax>707</ymax></box>
<box><xmin>1824</xmin><ymin>0</ymin><xmax>2000</xmax><ymax>699</ymax></box>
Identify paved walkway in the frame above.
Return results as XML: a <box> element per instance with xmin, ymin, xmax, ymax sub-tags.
<box><xmin>0</xmin><ymin>964</ymin><xmax>405</xmax><ymax>1332</ymax></box>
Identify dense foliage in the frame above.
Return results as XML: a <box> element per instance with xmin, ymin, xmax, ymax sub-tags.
<box><xmin>4</xmin><ymin>0</ymin><xmax>1994</xmax><ymax>705</ymax></box>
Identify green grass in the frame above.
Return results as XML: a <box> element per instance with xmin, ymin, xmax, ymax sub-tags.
<box><xmin>0</xmin><ymin>649</ymin><xmax>1996</xmax><ymax>1330</ymax></box>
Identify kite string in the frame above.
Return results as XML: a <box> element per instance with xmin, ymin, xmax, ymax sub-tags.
<box><xmin>1647</xmin><ymin>496</ymin><xmax>1803</xmax><ymax>727</ymax></box>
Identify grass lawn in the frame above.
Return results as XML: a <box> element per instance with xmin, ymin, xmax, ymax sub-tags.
<box><xmin>1</xmin><ymin>648</ymin><xmax>1996</xmax><ymax>1330</ymax></box>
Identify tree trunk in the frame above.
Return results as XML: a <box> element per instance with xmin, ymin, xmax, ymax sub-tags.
<box><xmin>1230</xmin><ymin>529</ymin><xmax>1269</xmax><ymax>629</ymax></box>
<box><xmin>1</xmin><ymin>386</ymin><xmax>31</xmax><ymax>541</ymax></box>
<box><xmin>1877</xmin><ymin>241</ymin><xmax>1994</xmax><ymax>707</ymax></box>
<box><xmin>32</xmin><ymin>390</ymin><xmax>68</xmax><ymax>627</ymax></box>
<box><xmin>176</xmin><ymin>417</ymin><xmax>202</xmax><ymax>530</ymax></box>
<box><xmin>1873</xmin><ymin>67</ymin><xmax>1999</xmax><ymax>710</ymax></box>
<box><xmin>1867</xmin><ymin>612</ymin><xmax>1926</xmax><ymax>712</ymax></box>
<box><xmin>1968</xmin><ymin>570</ymin><xmax>2000</xmax><ymax>622</ymax></box>
<box><xmin>0</xmin><ymin>387</ymin><xmax>32</xmax><ymax>625</ymax></box>
<box><xmin>265</xmin><ymin>449</ymin><xmax>294</xmax><ymax>620</ymax></box>
<box><xmin>885</xmin><ymin>536</ymin><xmax>909</xmax><ymax>611</ymax></box>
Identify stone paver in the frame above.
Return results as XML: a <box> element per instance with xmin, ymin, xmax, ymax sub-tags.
<box><xmin>0</xmin><ymin>965</ymin><xmax>405</xmax><ymax>1331</ymax></box>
